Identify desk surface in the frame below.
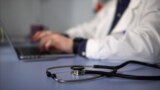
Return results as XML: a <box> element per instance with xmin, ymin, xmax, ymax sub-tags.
<box><xmin>0</xmin><ymin>42</ymin><xmax>160</xmax><ymax>90</ymax></box>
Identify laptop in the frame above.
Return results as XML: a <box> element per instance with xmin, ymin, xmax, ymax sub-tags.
<box><xmin>10</xmin><ymin>37</ymin><xmax>74</xmax><ymax>60</ymax></box>
<box><xmin>2</xmin><ymin>26</ymin><xmax>74</xmax><ymax>60</ymax></box>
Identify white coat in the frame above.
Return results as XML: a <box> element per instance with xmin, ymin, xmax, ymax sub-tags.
<box><xmin>66</xmin><ymin>0</ymin><xmax>160</xmax><ymax>63</ymax></box>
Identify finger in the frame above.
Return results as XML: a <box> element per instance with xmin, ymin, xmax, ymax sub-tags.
<box><xmin>44</xmin><ymin>40</ymin><xmax>52</xmax><ymax>51</ymax></box>
<box><xmin>32</xmin><ymin>31</ymin><xmax>52</xmax><ymax>42</ymax></box>
<box><xmin>32</xmin><ymin>31</ymin><xmax>43</xmax><ymax>41</ymax></box>
<box><xmin>39</xmin><ymin>36</ymin><xmax>53</xmax><ymax>51</ymax></box>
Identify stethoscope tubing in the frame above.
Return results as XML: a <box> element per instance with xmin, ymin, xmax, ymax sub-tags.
<box><xmin>84</xmin><ymin>70</ymin><xmax>160</xmax><ymax>80</ymax></box>
<box><xmin>46</xmin><ymin>60</ymin><xmax>160</xmax><ymax>83</ymax></box>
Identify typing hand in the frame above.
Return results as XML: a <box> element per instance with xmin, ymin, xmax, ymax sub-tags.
<box><xmin>32</xmin><ymin>31</ymin><xmax>73</xmax><ymax>53</ymax></box>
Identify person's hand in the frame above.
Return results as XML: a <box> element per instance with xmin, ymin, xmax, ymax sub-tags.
<box><xmin>32</xmin><ymin>31</ymin><xmax>73</xmax><ymax>53</ymax></box>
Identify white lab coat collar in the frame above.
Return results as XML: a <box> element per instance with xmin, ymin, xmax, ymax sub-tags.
<box><xmin>106</xmin><ymin>0</ymin><xmax>141</xmax><ymax>9</ymax></box>
<box><xmin>111</xmin><ymin>0</ymin><xmax>142</xmax><ymax>33</ymax></box>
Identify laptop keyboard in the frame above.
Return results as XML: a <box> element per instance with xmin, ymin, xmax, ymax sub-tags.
<box><xmin>15</xmin><ymin>47</ymin><xmax>49</xmax><ymax>55</ymax></box>
<box><xmin>13</xmin><ymin>45</ymin><xmax>74</xmax><ymax>60</ymax></box>
<box><xmin>15</xmin><ymin>46</ymin><xmax>64</xmax><ymax>56</ymax></box>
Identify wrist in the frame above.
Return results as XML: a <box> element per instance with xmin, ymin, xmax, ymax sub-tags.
<box><xmin>65</xmin><ymin>38</ymin><xmax>73</xmax><ymax>53</ymax></box>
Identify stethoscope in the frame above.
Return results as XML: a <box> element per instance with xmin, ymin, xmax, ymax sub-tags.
<box><xmin>46</xmin><ymin>60</ymin><xmax>160</xmax><ymax>83</ymax></box>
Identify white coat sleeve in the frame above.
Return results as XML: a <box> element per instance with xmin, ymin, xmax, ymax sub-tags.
<box><xmin>86</xmin><ymin>0</ymin><xmax>160</xmax><ymax>63</ymax></box>
<box><xmin>65</xmin><ymin>18</ymin><xmax>98</xmax><ymax>39</ymax></box>
<box><xmin>65</xmin><ymin>8</ymin><xmax>107</xmax><ymax>39</ymax></box>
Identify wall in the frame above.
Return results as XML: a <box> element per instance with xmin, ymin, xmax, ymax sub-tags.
<box><xmin>0</xmin><ymin>0</ymin><xmax>41</xmax><ymax>37</ymax></box>
<box><xmin>0</xmin><ymin>0</ymin><xmax>94</xmax><ymax>37</ymax></box>
<box><xmin>41</xmin><ymin>0</ymin><xmax>94</xmax><ymax>33</ymax></box>
<box><xmin>40</xmin><ymin>0</ymin><xmax>73</xmax><ymax>32</ymax></box>
<box><xmin>71</xmin><ymin>0</ymin><xmax>94</xmax><ymax>26</ymax></box>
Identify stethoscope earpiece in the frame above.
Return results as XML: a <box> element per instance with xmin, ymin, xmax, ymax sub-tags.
<box><xmin>46</xmin><ymin>71</ymin><xmax>52</xmax><ymax>77</ymax></box>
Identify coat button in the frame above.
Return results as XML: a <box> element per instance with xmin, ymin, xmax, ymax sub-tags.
<box><xmin>82</xmin><ymin>52</ymin><xmax>86</xmax><ymax>56</ymax></box>
<box><xmin>117</xmin><ymin>13</ymin><xmax>122</xmax><ymax>18</ymax></box>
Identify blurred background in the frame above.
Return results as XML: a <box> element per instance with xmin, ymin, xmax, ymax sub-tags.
<box><xmin>0</xmin><ymin>0</ymin><xmax>97</xmax><ymax>39</ymax></box>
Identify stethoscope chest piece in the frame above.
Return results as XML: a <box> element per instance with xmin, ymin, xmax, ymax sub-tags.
<box><xmin>71</xmin><ymin>65</ymin><xmax>85</xmax><ymax>76</ymax></box>
<box><xmin>46</xmin><ymin>65</ymin><xmax>102</xmax><ymax>83</ymax></box>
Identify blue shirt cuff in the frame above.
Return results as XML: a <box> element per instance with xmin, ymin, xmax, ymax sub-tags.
<box><xmin>73</xmin><ymin>38</ymin><xmax>87</xmax><ymax>56</ymax></box>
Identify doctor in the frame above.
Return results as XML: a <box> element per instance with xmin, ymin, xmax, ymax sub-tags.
<box><xmin>32</xmin><ymin>0</ymin><xmax>160</xmax><ymax>63</ymax></box>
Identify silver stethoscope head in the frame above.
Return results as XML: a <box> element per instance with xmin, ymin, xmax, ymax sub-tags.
<box><xmin>71</xmin><ymin>65</ymin><xmax>85</xmax><ymax>76</ymax></box>
<box><xmin>46</xmin><ymin>65</ymin><xmax>102</xmax><ymax>83</ymax></box>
